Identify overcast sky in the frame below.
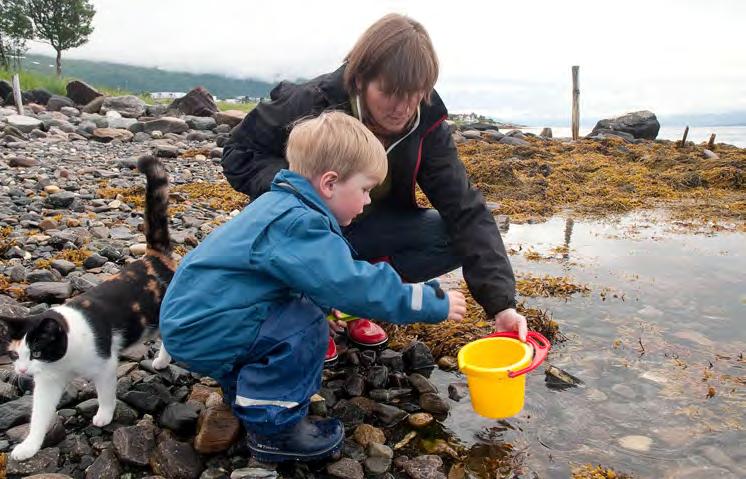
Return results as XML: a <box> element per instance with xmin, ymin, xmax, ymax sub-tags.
<box><xmin>27</xmin><ymin>0</ymin><xmax>746</xmax><ymax>124</ymax></box>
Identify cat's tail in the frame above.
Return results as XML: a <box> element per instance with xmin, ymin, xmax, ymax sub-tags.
<box><xmin>137</xmin><ymin>155</ymin><xmax>171</xmax><ymax>255</ymax></box>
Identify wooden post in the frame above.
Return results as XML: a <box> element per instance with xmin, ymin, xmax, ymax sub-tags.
<box><xmin>12</xmin><ymin>74</ymin><xmax>23</xmax><ymax>115</ymax></box>
<box><xmin>707</xmin><ymin>133</ymin><xmax>716</xmax><ymax>150</ymax></box>
<box><xmin>678</xmin><ymin>126</ymin><xmax>689</xmax><ymax>148</ymax></box>
<box><xmin>571</xmin><ymin>66</ymin><xmax>580</xmax><ymax>140</ymax></box>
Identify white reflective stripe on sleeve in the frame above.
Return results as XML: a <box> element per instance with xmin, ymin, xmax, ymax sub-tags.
<box><xmin>411</xmin><ymin>283</ymin><xmax>423</xmax><ymax>311</ymax></box>
<box><xmin>235</xmin><ymin>396</ymin><xmax>300</xmax><ymax>408</ymax></box>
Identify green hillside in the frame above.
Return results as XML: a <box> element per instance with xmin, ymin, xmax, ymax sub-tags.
<box><xmin>20</xmin><ymin>54</ymin><xmax>274</xmax><ymax>99</ymax></box>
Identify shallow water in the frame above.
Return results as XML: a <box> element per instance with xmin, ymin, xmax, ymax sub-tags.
<box><xmin>433</xmin><ymin>212</ymin><xmax>746</xmax><ymax>478</ymax></box>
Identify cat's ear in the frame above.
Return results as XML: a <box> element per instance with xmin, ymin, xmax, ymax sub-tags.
<box><xmin>0</xmin><ymin>315</ymin><xmax>31</xmax><ymax>341</ymax></box>
<box><xmin>31</xmin><ymin>315</ymin><xmax>67</xmax><ymax>345</ymax></box>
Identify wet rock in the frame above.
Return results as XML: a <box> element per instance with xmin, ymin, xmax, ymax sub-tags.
<box><xmin>85</xmin><ymin>447</ymin><xmax>122</xmax><ymax>479</ymax></box>
<box><xmin>5</xmin><ymin>447</ymin><xmax>60</xmax><ymax>476</ymax></box>
<box><xmin>437</xmin><ymin>356</ymin><xmax>458</xmax><ymax>371</ymax></box>
<box><xmin>408</xmin><ymin>412</ymin><xmax>434</xmax><ymax>428</ymax></box>
<box><xmin>401</xmin><ymin>455</ymin><xmax>445</xmax><ymax>479</ymax></box>
<box><xmin>365</xmin><ymin>455</ymin><xmax>392</xmax><ymax>475</ymax></box>
<box><xmin>499</xmin><ymin>136</ymin><xmax>530</xmax><ymax>146</ymax></box>
<box><xmin>344</xmin><ymin>373</ymin><xmax>365</xmax><ymax>397</ymax></box>
<box><xmin>403</xmin><ymin>342</ymin><xmax>435</xmax><ymax>373</ymax></box>
<box><xmin>366</xmin><ymin>365</ymin><xmax>389</xmax><ymax>389</ymax></box>
<box><xmin>332</xmin><ymin>399</ymin><xmax>367</xmax><ymax>426</ymax></box>
<box><xmin>160</xmin><ymin>402</ymin><xmax>200</xmax><ymax>436</ymax></box>
<box><xmin>7</xmin><ymin>415</ymin><xmax>66</xmax><ymax>448</ymax></box>
<box><xmin>372</xmin><ymin>403</ymin><xmax>408</xmax><ymax>427</ymax></box>
<box><xmin>545</xmin><ymin>364</ymin><xmax>583</xmax><ymax>390</ymax></box>
<box><xmin>194</xmin><ymin>403</ymin><xmax>241</xmax><ymax>454</ymax></box>
<box><xmin>378</xmin><ymin>349</ymin><xmax>404</xmax><ymax>372</ymax></box>
<box><xmin>618</xmin><ymin>435</ymin><xmax>652</xmax><ymax>452</ymax></box>
<box><xmin>230</xmin><ymin>468</ymin><xmax>278</xmax><ymax>479</ymax></box>
<box><xmin>59</xmin><ymin>434</ymin><xmax>92</xmax><ymax>458</ymax></box>
<box><xmin>419</xmin><ymin>393</ymin><xmax>450</xmax><ymax>414</ymax></box>
<box><xmin>309</xmin><ymin>393</ymin><xmax>327</xmax><ymax>416</ymax></box>
<box><xmin>326</xmin><ymin>457</ymin><xmax>364</xmax><ymax>479</ymax></box>
<box><xmin>120</xmin><ymin>389</ymin><xmax>164</xmax><ymax>413</ymax></box>
<box><xmin>150</xmin><ymin>439</ymin><xmax>203</xmax><ymax>479</ymax></box>
<box><xmin>353</xmin><ymin>423</ymin><xmax>385</xmax><ymax>446</ymax></box>
<box><xmin>369</xmin><ymin>388</ymin><xmax>412</xmax><ymax>403</ymax></box>
<box><xmin>156</xmin><ymin>144</ymin><xmax>180</xmax><ymax>158</ymax></box>
<box><xmin>447</xmin><ymin>382</ymin><xmax>469</xmax><ymax>401</ymax></box>
<box><xmin>0</xmin><ymin>393</ymin><xmax>33</xmax><ymax>429</ymax></box>
<box><xmin>0</xmin><ymin>381</ymin><xmax>19</xmax><ymax>402</ymax></box>
<box><xmin>113</xmin><ymin>423</ymin><xmax>156</xmax><ymax>466</ymax></box>
<box><xmin>83</xmin><ymin>253</ymin><xmax>108</xmax><ymax>269</ymax></box>
<box><xmin>408</xmin><ymin>373</ymin><xmax>437</xmax><ymax>394</ymax></box>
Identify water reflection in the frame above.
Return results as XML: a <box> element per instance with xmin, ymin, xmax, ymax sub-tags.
<box><xmin>434</xmin><ymin>212</ymin><xmax>746</xmax><ymax>478</ymax></box>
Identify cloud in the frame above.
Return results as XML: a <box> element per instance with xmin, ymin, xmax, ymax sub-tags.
<box><xmin>27</xmin><ymin>0</ymin><xmax>746</xmax><ymax>122</ymax></box>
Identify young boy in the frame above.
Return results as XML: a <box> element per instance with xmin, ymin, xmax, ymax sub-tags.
<box><xmin>159</xmin><ymin>111</ymin><xmax>466</xmax><ymax>463</ymax></box>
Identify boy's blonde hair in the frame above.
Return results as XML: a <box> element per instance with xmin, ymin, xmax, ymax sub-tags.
<box><xmin>286</xmin><ymin>111</ymin><xmax>387</xmax><ymax>183</ymax></box>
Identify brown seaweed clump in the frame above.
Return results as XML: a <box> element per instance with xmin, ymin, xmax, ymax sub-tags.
<box><xmin>516</xmin><ymin>273</ymin><xmax>590</xmax><ymax>299</ymax></box>
<box><xmin>382</xmin><ymin>281</ymin><xmax>565</xmax><ymax>359</ymax></box>
<box><xmin>172</xmin><ymin>182</ymin><xmax>250</xmax><ymax>212</ymax></box>
<box><xmin>572</xmin><ymin>464</ymin><xmax>633</xmax><ymax>479</ymax></box>
<box><xmin>458</xmin><ymin>136</ymin><xmax>746</xmax><ymax>226</ymax></box>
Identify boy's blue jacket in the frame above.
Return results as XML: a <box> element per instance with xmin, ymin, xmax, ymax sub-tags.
<box><xmin>159</xmin><ymin>169</ymin><xmax>450</xmax><ymax>378</ymax></box>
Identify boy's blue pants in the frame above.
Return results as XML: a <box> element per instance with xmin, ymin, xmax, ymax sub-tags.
<box><xmin>217</xmin><ymin>296</ymin><xmax>328</xmax><ymax>435</ymax></box>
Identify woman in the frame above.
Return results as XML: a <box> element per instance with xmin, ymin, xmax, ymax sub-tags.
<box><xmin>222</xmin><ymin>13</ymin><xmax>527</xmax><ymax>359</ymax></box>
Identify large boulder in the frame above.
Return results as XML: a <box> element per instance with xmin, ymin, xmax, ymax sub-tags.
<box><xmin>589</xmin><ymin>110</ymin><xmax>660</xmax><ymax>140</ymax></box>
<box><xmin>167</xmin><ymin>86</ymin><xmax>218</xmax><ymax>117</ymax></box>
<box><xmin>66</xmin><ymin>80</ymin><xmax>102</xmax><ymax>105</ymax></box>
<box><xmin>101</xmin><ymin>95</ymin><xmax>146</xmax><ymax>118</ymax></box>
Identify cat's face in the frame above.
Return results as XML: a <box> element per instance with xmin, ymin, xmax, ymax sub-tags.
<box><xmin>2</xmin><ymin>313</ymin><xmax>68</xmax><ymax>376</ymax></box>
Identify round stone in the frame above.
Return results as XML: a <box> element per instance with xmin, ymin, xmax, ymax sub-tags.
<box><xmin>408</xmin><ymin>412</ymin><xmax>434</xmax><ymax>428</ymax></box>
<box><xmin>619</xmin><ymin>435</ymin><xmax>653</xmax><ymax>452</ymax></box>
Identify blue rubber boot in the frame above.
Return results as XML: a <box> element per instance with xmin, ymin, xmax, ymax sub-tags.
<box><xmin>246</xmin><ymin>416</ymin><xmax>344</xmax><ymax>463</ymax></box>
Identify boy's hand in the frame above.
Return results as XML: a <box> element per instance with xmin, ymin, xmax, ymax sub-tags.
<box><xmin>447</xmin><ymin>290</ymin><xmax>466</xmax><ymax>321</ymax></box>
<box><xmin>327</xmin><ymin>309</ymin><xmax>347</xmax><ymax>334</ymax></box>
<box><xmin>493</xmin><ymin>308</ymin><xmax>528</xmax><ymax>342</ymax></box>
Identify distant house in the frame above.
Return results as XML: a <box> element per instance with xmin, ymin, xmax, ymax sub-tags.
<box><xmin>150</xmin><ymin>92</ymin><xmax>186</xmax><ymax>100</ymax></box>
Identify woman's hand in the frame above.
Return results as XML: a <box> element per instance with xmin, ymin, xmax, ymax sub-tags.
<box><xmin>493</xmin><ymin>308</ymin><xmax>528</xmax><ymax>342</ymax></box>
<box><xmin>447</xmin><ymin>290</ymin><xmax>466</xmax><ymax>321</ymax></box>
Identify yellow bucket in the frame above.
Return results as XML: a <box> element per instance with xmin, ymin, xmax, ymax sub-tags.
<box><xmin>458</xmin><ymin>331</ymin><xmax>550</xmax><ymax>419</ymax></box>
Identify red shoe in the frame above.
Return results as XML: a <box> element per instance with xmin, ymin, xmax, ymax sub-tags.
<box><xmin>324</xmin><ymin>336</ymin><xmax>338</xmax><ymax>367</ymax></box>
<box><xmin>347</xmin><ymin>318</ymin><xmax>388</xmax><ymax>348</ymax></box>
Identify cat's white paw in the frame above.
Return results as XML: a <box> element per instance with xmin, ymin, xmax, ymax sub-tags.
<box><xmin>11</xmin><ymin>440</ymin><xmax>40</xmax><ymax>461</ymax></box>
<box><xmin>92</xmin><ymin>409</ymin><xmax>114</xmax><ymax>427</ymax></box>
<box><xmin>152</xmin><ymin>356</ymin><xmax>170</xmax><ymax>370</ymax></box>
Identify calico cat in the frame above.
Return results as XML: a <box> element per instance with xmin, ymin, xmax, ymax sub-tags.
<box><xmin>0</xmin><ymin>155</ymin><xmax>175</xmax><ymax>461</ymax></box>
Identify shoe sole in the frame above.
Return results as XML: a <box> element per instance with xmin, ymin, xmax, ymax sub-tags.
<box><xmin>247</xmin><ymin>434</ymin><xmax>343</xmax><ymax>463</ymax></box>
<box><xmin>323</xmin><ymin>356</ymin><xmax>338</xmax><ymax>368</ymax></box>
<box><xmin>347</xmin><ymin>336</ymin><xmax>389</xmax><ymax>349</ymax></box>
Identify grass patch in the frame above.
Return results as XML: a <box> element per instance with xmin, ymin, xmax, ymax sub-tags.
<box><xmin>216</xmin><ymin>101</ymin><xmax>256</xmax><ymax>113</ymax></box>
<box><xmin>0</xmin><ymin>68</ymin><xmax>151</xmax><ymax>102</ymax></box>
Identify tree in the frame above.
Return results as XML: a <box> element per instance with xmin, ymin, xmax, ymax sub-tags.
<box><xmin>24</xmin><ymin>0</ymin><xmax>95</xmax><ymax>76</ymax></box>
<box><xmin>0</xmin><ymin>0</ymin><xmax>33</xmax><ymax>70</ymax></box>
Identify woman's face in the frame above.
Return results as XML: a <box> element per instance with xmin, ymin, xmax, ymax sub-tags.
<box><xmin>362</xmin><ymin>78</ymin><xmax>424</xmax><ymax>135</ymax></box>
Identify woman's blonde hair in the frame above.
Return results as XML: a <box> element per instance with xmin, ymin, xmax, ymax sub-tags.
<box><xmin>344</xmin><ymin>13</ymin><xmax>439</xmax><ymax>103</ymax></box>
<box><xmin>286</xmin><ymin>111</ymin><xmax>387</xmax><ymax>183</ymax></box>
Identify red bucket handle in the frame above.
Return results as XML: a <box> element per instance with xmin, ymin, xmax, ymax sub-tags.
<box><xmin>485</xmin><ymin>331</ymin><xmax>551</xmax><ymax>378</ymax></box>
